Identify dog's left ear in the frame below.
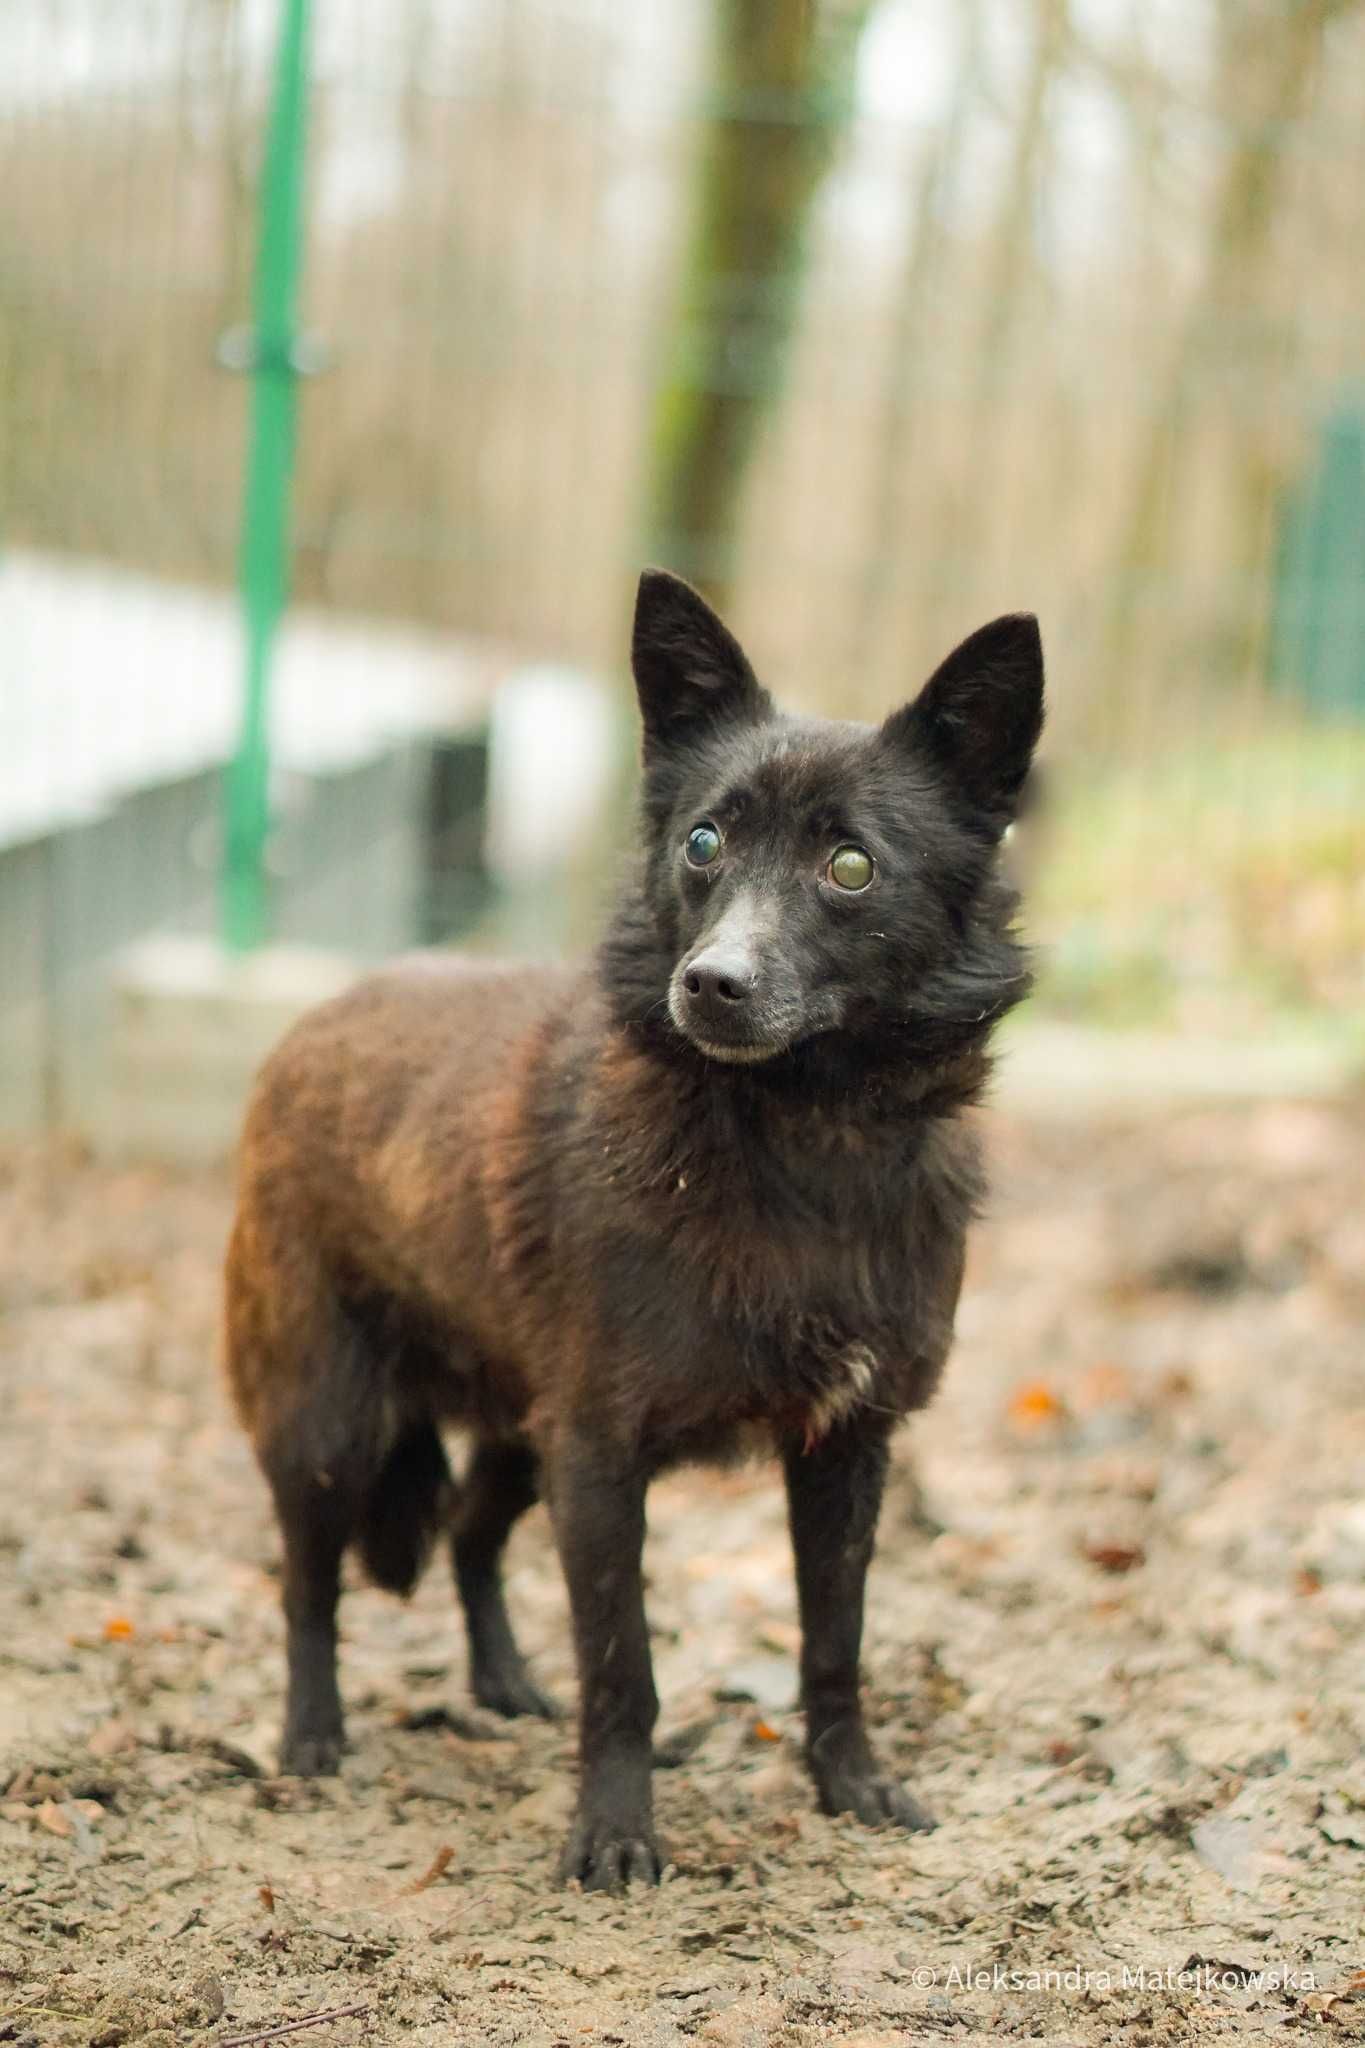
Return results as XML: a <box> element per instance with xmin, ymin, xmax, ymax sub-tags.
<box><xmin>884</xmin><ymin>613</ymin><xmax>1044</xmax><ymax>829</ymax></box>
<box><xmin>632</xmin><ymin>569</ymin><xmax>772</xmax><ymax>760</ymax></box>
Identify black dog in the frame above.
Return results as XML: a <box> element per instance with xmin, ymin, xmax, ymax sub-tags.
<box><xmin>225</xmin><ymin>569</ymin><xmax>1044</xmax><ymax>1890</ymax></box>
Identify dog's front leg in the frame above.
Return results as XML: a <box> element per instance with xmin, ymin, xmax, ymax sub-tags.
<box><xmin>784</xmin><ymin>1418</ymin><xmax>936</xmax><ymax>1832</ymax></box>
<box><xmin>548</xmin><ymin>1422</ymin><xmax>661</xmax><ymax>1890</ymax></box>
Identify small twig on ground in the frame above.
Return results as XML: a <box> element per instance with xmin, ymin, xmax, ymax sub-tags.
<box><xmin>428</xmin><ymin>1893</ymin><xmax>493</xmax><ymax>1942</ymax></box>
<box><xmin>217</xmin><ymin>2001</ymin><xmax>370</xmax><ymax>2048</ymax></box>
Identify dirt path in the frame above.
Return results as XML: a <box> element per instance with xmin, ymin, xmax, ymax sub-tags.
<box><xmin>1</xmin><ymin>1100</ymin><xmax>1362</xmax><ymax>2046</ymax></box>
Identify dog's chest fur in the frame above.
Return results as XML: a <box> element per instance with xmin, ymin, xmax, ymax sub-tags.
<box><xmin>537</xmin><ymin>1027</ymin><xmax>982</xmax><ymax>1455</ymax></box>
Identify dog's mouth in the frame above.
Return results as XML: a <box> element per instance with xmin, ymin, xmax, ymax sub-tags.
<box><xmin>686</xmin><ymin>1034</ymin><xmax>787</xmax><ymax>1065</ymax></box>
<box><xmin>666</xmin><ymin>983</ymin><xmax>791</xmax><ymax>1064</ymax></box>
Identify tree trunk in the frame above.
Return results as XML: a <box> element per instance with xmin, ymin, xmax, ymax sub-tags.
<box><xmin>644</xmin><ymin>0</ymin><xmax>876</xmax><ymax>608</ymax></box>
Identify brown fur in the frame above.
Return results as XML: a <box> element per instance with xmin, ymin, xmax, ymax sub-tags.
<box><xmin>223</xmin><ymin>570</ymin><xmax>1044</xmax><ymax>1889</ymax></box>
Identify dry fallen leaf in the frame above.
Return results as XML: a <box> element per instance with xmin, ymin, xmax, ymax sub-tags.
<box><xmin>405</xmin><ymin>1843</ymin><xmax>456</xmax><ymax>1893</ymax></box>
<box><xmin>1318</xmin><ymin>1802</ymin><xmax>1365</xmax><ymax>1850</ymax></box>
<box><xmin>756</xmin><ymin>1622</ymin><xmax>802</xmax><ymax>1656</ymax></box>
<box><xmin>1081</xmin><ymin>1539</ymin><xmax>1147</xmax><ymax>1575</ymax></box>
<box><xmin>88</xmin><ymin>1717</ymin><xmax>137</xmax><ymax>1758</ymax></box>
<box><xmin>1189</xmin><ymin>1814</ymin><xmax>1294</xmax><ymax>1894</ymax></box>
<box><xmin>1006</xmin><ymin>1381</ymin><xmax>1067</xmax><ymax>1432</ymax></box>
<box><xmin>187</xmin><ymin>1973</ymin><xmax>225</xmax><ymax>2025</ymax></box>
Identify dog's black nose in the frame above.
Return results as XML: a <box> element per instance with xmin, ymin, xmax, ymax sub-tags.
<box><xmin>682</xmin><ymin>951</ymin><xmax>755</xmax><ymax>1012</ymax></box>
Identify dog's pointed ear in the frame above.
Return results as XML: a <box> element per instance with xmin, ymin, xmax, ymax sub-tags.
<box><xmin>631</xmin><ymin>569</ymin><xmax>772</xmax><ymax>759</ymax></box>
<box><xmin>884</xmin><ymin>613</ymin><xmax>1044</xmax><ymax>827</ymax></box>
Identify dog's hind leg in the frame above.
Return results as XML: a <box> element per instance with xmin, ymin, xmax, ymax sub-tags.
<box><xmin>228</xmin><ymin>1225</ymin><xmax>359</xmax><ymax>1778</ymax></box>
<box><xmin>452</xmin><ymin>1438</ymin><xmax>558</xmax><ymax>1720</ymax></box>
<box><xmin>270</xmin><ymin>1462</ymin><xmax>351</xmax><ymax>1776</ymax></box>
<box><xmin>262</xmin><ymin>1395</ymin><xmax>452</xmax><ymax>1773</ymax></box>
<box><xmin>231</xmin><ymin>1221</ymin><xmax>451</xmax><ymax>1775</ymax></box>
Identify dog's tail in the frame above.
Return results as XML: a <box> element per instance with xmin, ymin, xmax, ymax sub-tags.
<box><xmin>355</xmin><ymin>1419</ymin><xmax>452</xmax><ymax>1597</ymax></box>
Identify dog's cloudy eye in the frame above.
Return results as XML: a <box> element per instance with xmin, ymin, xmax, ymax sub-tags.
<box><xmin>828</xmin><ymin>844</ymin><xmax>874</xmax><ymax>891</ymax></box>
<box><xmin>684</xmin><ymin>822</ymin><xmax>722</xmax><ymax>867</ymax></box>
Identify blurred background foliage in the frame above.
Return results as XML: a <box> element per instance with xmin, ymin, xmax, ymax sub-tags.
<box><xmin>2</xmin><ymin>0</ymin><xmax>1363</xmax><ymax>1075</ymax></box>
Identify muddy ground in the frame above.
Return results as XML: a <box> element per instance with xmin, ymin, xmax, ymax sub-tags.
<box><xmin>1</xmin><ymin>1098</ymin><xmax>1362</xmax><ymax>2047</ymax></box>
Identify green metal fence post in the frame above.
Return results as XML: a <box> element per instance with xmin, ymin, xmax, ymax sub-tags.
<box><xmin>222</xmin><ymin>0</ymin><xmax>312</xmax><ymax>952</ymax></box>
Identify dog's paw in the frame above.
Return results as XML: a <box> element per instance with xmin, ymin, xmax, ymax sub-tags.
<box><xmin>279</xmin><ymin>1727</ymin><xmax>344</xmax><ymax>1778</ymax></box>
<box><xmin>560</xmin><ymin>1812</ymin><xmax>663</xmax><ymax>1892</ymax></box>
<box><xmin>816</xmin><ymin>1765</ymin><xmax>936</xmax><ymax>1833</ymax></box>
<box><xmin>473</xmin><ymin>1664</ymin><xmax>562</xmax><ymax>1722</ymax></box>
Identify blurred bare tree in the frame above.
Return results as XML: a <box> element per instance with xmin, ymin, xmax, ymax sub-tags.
<box><xmin>643</xmin><ymin>0</ymin><xmax>877</xmax><ymax>607</ymax></box>
<box><xmin>1106</xmin><ymin>0</ymin><xmax>1358</xmax><ymax>696</ymax></box>
<box><xmin>3</xmin><ymin>0</ymin><xmax>1364</xmax><ymax>731</ymax></box>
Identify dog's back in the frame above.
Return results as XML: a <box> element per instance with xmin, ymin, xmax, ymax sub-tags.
<box><xmin>227</xmin><ymin>953</ymin><xmax>574</xmax><ymax>1434</ymax></box>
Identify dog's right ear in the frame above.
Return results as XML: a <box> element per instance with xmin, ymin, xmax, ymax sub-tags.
<box><xmin>631</xmin><ymin>569</ymin><xmax>772</xmax><ymax>760</ymax></box>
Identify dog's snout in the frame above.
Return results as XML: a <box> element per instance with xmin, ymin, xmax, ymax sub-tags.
<box><xmin>682</xmin><ymin>950</ymin><xmax>756</xmax><ymax>1013</ymax></box>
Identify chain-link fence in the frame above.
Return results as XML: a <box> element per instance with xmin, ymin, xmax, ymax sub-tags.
<box><xmin>3</xmin><ymin>0</ymin><xmax>1363</xmax><ymax>1128</ymax></box>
